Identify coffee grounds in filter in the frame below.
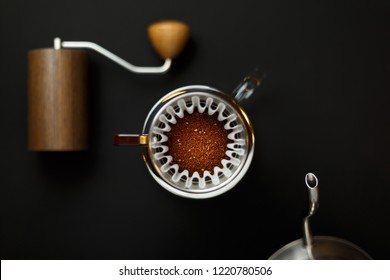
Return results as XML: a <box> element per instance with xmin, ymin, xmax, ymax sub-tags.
<box><xmin>151</xmin><ymin>95</ymin><xmax>247</xmax><ymax>190</ymax></box>
<box><xmin>166</xmin><ymin>112</ymin><xmax>232</xmax><ymax>176</ymax></box>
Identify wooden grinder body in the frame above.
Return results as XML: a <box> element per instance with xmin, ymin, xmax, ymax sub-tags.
<box><xmin>28</xmin><ymin>49</ymin><xmax>88</xmax><ymax>151</ymax></box>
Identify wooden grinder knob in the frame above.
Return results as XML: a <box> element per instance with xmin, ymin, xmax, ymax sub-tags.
<box><xmin>28</xmin><ymin>49</ymin><xmax>88</xmax><ymax>151</ymax></box>
<box><xmin>148</xmin><ymin>20</ymin><xmax>190</xmax><ymax>59</ymax></box>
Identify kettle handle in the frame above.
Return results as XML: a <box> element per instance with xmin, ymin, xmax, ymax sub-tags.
<box><xmin>232</xmin><ymin>69</ymin><xmax>265</xmax><ymax>102</ymax></box>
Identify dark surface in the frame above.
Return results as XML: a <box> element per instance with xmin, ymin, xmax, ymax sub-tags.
<box><xmin>1</xmin><ymin>0</ymin><xmax>389</xmax><ymax>259</ymax></box>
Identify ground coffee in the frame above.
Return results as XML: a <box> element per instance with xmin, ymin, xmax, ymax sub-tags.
<box><xmin>166</xmin><ymin>112</ymin><xmax>231</xmax><ymax>176</ymax></box>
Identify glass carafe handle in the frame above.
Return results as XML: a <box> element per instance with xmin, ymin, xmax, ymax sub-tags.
<box><xmin>232</xmin><ymin>69</ymin><xmax>265</xmax><ymax>102</ymax></box>
<box><xmin>113</xmin><ymin>134</ymin><xmax>148</xmax><ymax>146</ymax></box>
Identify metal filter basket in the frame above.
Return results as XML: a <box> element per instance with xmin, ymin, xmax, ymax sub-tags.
<box><xmin>114</xmin><ymin>71</ymin><xmax>263</xmax><ymax>198</ymax></box>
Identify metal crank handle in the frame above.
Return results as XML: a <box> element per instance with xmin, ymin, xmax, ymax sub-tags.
<box><xmin>54</xmin><ymin>20</ymin><xmax>190</xmax><ymax>74</ymax></box>
<box><xmin>55</xmin><ymin>38</ymin><xmax>171</xmax><ymax>74</ymax></box>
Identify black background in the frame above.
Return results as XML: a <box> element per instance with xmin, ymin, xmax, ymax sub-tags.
<box><xmin>1</xmin><ymin>0</ymin><xmax>390</xmax><ymax>259</ymax></box>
